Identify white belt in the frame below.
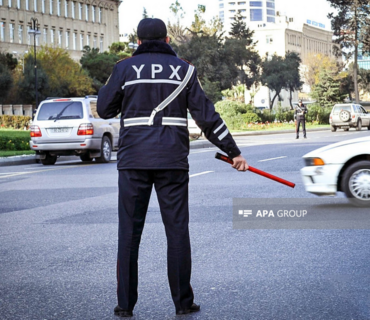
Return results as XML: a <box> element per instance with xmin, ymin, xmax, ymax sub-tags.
<box><xmin>124</xmin><ymin>117</ymin><xmax>187</xmax><ymax>127</ymax></box>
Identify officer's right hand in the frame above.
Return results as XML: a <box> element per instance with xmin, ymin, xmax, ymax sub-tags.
<box><xmin>232</xmin><ymin>155</ymin><xmax>249</xmax><ymax>172</ymax></box>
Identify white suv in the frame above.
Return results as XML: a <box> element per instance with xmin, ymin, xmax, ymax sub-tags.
<box><xmin>30</xmin><ymin>96</ymin><xmax>120</xmax><ymax>165</ymax></box>
<box><xmin>329</xmin><ymin>103</ymin><xmax>370</xmax><ymax>132</ymax></box>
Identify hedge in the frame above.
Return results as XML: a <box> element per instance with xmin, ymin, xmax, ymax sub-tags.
<box><xmin>0</xmin><ymin>131</ymin><xmax>31</xmax><ymax>151</ymax></box>
<box><xmin>0</xmin><ymin>115</ymin><xmax>32</xmax><ymax>129</ymax></box>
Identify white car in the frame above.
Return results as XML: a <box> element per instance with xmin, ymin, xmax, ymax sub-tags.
<box><xmin>30</xmin><ymin>96</ymin><xmax>120</xmax><ymax>165</ymax></box>
<box><xmin>300</xmin><ymin>136</ymin><xmax>370</xmax><ymax>206</ymax></box>
<box><xmin>329</xmin><ymin>103</ymin><xmax>370</xmax><ymax>132</ymax></box>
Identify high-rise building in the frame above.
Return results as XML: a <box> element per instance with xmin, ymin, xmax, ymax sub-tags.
<box><xmin>0</xmin><ymin>0</ymin><xmax>121</xmax><ymax>60</ymax></box>
<box><xmin>219</xmin><ymin>0</ymin><xmax>276</xmax><ymax>33</ymax></box>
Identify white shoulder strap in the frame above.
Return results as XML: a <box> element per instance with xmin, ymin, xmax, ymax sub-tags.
<box><xmin>148</xmin><ymin>65</ymin><xmax>195</xmax><ymax>126</ymax></box>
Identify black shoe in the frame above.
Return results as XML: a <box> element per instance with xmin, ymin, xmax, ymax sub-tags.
<box><xmin>296</xmin><ymin>136</ymin><xmax>299</xmax><ymax>139</ymax></box>
<box><xmin>176</xmin><ymin>303</ymin><xmax>200</xmax><ymax>315</ymax></box>
<box><xmin>114</xmin><ymin>305</ymin><xmax>133</xmax><ymax>318</ymax></box>
<box><xmin>304</xmin><ymin>136</ymin><xmax>307</xmax><ymax>139</ymax></box>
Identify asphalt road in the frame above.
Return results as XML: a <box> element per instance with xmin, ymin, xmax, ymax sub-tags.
<box><xmin>1</xmin><ymin>129</ymin><xmax>370</xmax><ymax>320</ymax></box>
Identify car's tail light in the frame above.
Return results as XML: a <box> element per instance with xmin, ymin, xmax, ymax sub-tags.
<box><xmin>30</xmin><ymin>125</ymin><xmax>42</xmax><ymax>137</ymax></box>
<box><xmin>77</xmin><ymin>123</ymin><xmax>94</xmax><ymax>135</ymax></box>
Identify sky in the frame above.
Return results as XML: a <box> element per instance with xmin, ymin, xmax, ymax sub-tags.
<box><xmin>118</xmin><ymin>0</ymin><xmax>336</xmax><ymax>35</ymax></box>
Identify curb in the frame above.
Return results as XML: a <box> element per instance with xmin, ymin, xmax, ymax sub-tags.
<box><xmin>0</xmin><ymin>128</ymin><xmax>330</xmax><ymax>166</ymax></box>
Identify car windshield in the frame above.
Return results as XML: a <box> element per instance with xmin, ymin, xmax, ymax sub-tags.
<box><xmin>333</xmin><ymin>105</ymin><xmax>351</xmax><ymax>112</ymax></box>
<box><xmin>37</xmin><ymin>101</ymin><xmax>83</xmax><ymax>121</ymax></box>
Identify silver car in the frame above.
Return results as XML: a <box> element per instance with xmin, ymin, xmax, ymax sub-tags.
<box><xmin>30</xmin><ymin>96</ymin><xmax>120</xmax><ymax>165</ymax></box>
<box><xmin>329</xmin><ymin>103</ymin><xmax>370</xmax><ymax>132</ymax></box>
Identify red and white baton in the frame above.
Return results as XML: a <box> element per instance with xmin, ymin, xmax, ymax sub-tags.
<box><xmin>215</xmin><ymin>152</ymin><xmax>295</xmax><ymax>189</ymax></box>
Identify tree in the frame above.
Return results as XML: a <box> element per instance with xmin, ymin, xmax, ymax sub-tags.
<box><xmin>261</xmin><ymin>54</ymin><xmax>287</xmax><ymax>109</ymax></box>
<box><xmin>225</xmin><ymin>12</ymin><xmax>261</xmax><ymax>90</ymax></box>
<box><xmin>285</xmin><ymin>51</ymin><xmax>303</xmax><ymax>108</ymax></box>
<box><xmin>0</xmin><ymin>52</ymin><xmax>17</xmax><ymax>103</ymax></box>
<box><xmin>142</xmin><ymin>7</ymin><xmax>149</xmax><ymax>19</ymax></box>
<box><xmin>168</xmin><ymin>1</ymin><xmax>189</xmax><ymax>45</ymax></box>
<box><xmin>328</xmin><ymin>0</ymin><xmax>370</xmax><ymax>103</ymax></box>
<box><xmin>310</xmin><ymin>69</ymin><xmax>347</xmax><ymax>107</ymax></box>
<box><xmin>80</xmin><ymin>46</ymin><xmax>119</xmax><ymax>93</ymax></box>
<box><xmin>16</xmin><ymin>46</ymin><xmax>94</xmax><ymax>104</ymax></box>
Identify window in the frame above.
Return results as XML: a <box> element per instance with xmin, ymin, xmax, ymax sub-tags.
<box><xmin>18</xmin><ymin>25</ymin><xmax>23</xmax><ymax>43</ymax></box>
<box><xmin>228</xmin><ymin>2</ymin><xmax>235</xmax><ymax>5</ymax></box>
<box><xmin>80</xmin><ymin>33</ymin><xmax>83</xmax><ymax>49</ymax></box>
<box><xmin>8</xmin><ymin>0</ymin><xmax>11</xmax><ymax>7</ymax></box>
<box><xmin>93</xmin><ymin>36</ymin><xmax>96</xmax><ymax>48</ymax></box>
<box><xmin>86</xmin><ymin>34</ymin><xmax>90</xmax><ymax>46</ymax></box>
<box><xmin>58</xmin><ymin>30</ymin><xmax>62</xmax><ymax>46</ymax></box>
<box><xmin>50</xmin><ymin>29</ymin><xmax>54</xmax><ymax>44</ymax></box>
<box><xmin>0</xmin><ymin>0</ymin><xmax>3</xmax><ymax>6</ymax></box>
<box><xmin>36</xmin><ymin>32</ymin><xmax>39</xmax><ymax>45</ymax></box>
<box><xmin>0</xmin><ymin>22</ymin><xmax>5</xmax><ymax>42</ymax></box>
<box><xmin>43</xmin><ymin>27</ymin><xmax>47</xmax><ymax>43</ymax></box>
<box><xmin>42</xmin><ymin>0</ymin><xmax>45</xmax><ymax>12</ymax></box>
<box><xmin>239</xmin><ymin>9</ymin><xmax>246</xmax><ymax>12</ymax></box>
<box><xmin>34</xmin><ymin>0</ymin><xmax>37</xmax><ymax>11</ymax></box>
<box><xmin>219</xmin><ymin>3</ymin><xmax>224</xmax><ymax>8</ymax></box>
<box><xmin>73</xmin><ymin>32</ymin><xmax>76</xmax><ymax>49</ymax></box>
<box><xmin>266</xmin><ymin>1</ymin><xmax>275</xmax><ymax>8</ymax></box>
<box><xmin>219</xmin><ymin>11</ymin><xmax>224</xmax><ymax>17</ymax></box>
<box><xmin>71</xmin><ymin>1</ymin><xmax>75</xmax><ymax>18</ymax></box>
<box><xmin>78</xmin><ymin>3</ymin><xmax>82</xmax><ymax>19</ymax></box>
<box><xmin>100</xmin><ymin>36</ymin><xmax>103</xmax><ymax>51</ymax></box>
<box><xmin>65</xmin><ymin>0</ymin><xmax>68</xmax><ymax>17</ymax></box>
<box><xmin>249</xmin><ymin>1</ymin><xmax>262</xmax><ymax>6</ymax></box>
<box><xmin>238</xmin><ymin>1</ymin><xmax>246</xmax><ymax>4</ymax></box>
<box><xmin>16</xmin><ymin>0</ymin><xmax>20</xmax><ymax>9</ymax></box>
<box><xmin>98</xmin><ymin>7</ymin><xmax>102</xmax><ymax>22</ymax></box>
<box><xmin>229</xmin><ymin>10</ymin><xmax>235</xmax><ymax>13</ymax></box>
<box><xmin>92</xmin><ymin>5</ymin><xmax>95</xmax><ymax>22</ymax></box>
<box><xmin>27</xmin><ymin>26</ymin><xmax>31</xmax><ymax>44</ymax></box>
<box><xmin>266</xmin><ymin>35</ymin><xmax>273</xmax><ymax>44</ymax></box>
<box><xmin>267</xmin><ymin>16</ymin><xmax>275</xmax><ymax>23</ymax></box>
<box><xmin>9</xmin><ymin>23</ymin><xmax>14</xmax><ymax>42</ymax></box>
<box><xmin>57</xmin><ymin>0</ymin><xmax>61</xmax><ymax>15</ymax></box>
<box><xmin>267</xmin><ymin>9</ymin><xmax>275</xmax><ymax>16</ymax></box>
<box><xmin>85</xmin><ymin>4</ymin><xmax>89</xmax><ymax>21</ymax></box>
<box><xmin>65</xmin><ymin>31</ymin><xmax>69</xmax><ymax>47</ymax></box>
<box><xmin>50</xmin><ymin>0</ymin><xmax>53</xmax><ymax>14</ymax></box>
<box><xmin>250</xmin><ymin>8</ymin><xmax>262</xmax><ymax>21</ymax></box>
<box><xmin>37</xmin><ymin>102</ymin><xmax>83</xmax><ymax>121</ymax></box>
<box><xmin>26</xmin><ymin>0</ymin><xmax>29</xmax><ymax>9</ymax></box>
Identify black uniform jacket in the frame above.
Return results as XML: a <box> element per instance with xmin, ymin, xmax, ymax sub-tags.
<box><xmin>97</xmin><ymin>40</ymin><xmax>241</xmax><ymax>170</ymax></box>
<box><xmin>294</xmin><ymin>104</ymin><xmax>308</xmax><ymax>120</ymax></box>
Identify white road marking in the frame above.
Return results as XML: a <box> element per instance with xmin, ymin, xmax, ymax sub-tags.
<box><xmin>0</xmin><ymin>164</ymin><xmax>93</xmax><ymax>179</ymax></box>
<box><xmin>258</xmin><ymin>156</ymin><xmax>287</xmax><ymax>162</ymax></box>
<box><xmin>189</xmin><ymin>171</ymin><xmax>214</xmax><ymax>178</ymax></box>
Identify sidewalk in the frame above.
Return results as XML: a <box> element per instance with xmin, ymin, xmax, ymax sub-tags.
<box><xmin>0</xmin><ymin>127</ymin><xmax>330</xmax><ymax>166</ymax></box>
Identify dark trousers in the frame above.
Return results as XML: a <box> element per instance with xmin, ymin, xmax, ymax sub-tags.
<box><xmin>296</xmin><ymin>117</ymin><xmax>306</xmax><ymax>137</ymax></box>
<box><xmin>117</xmin><ymin>169</ymin><xmax>194</xmax><ymax>312</ymax></box>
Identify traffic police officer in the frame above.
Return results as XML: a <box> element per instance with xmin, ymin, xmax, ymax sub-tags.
<box><xmin>294</xmin><ymin>99</ymin><xmax>308</xmax><ymax>139</ymax></box>
<box><xmin>97</xmin><ymin>18</ymin><xmax>248</xmax><ymax>318</ymax></box>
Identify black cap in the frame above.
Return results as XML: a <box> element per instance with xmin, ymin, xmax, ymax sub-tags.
<box><xmin>137</xmin><ymin>18</ymin><xmax>167</xmax><ymax>40</ymax></box>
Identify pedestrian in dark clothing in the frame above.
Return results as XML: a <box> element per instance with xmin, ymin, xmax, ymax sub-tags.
<box><xmin>97</xmin><ymin>18</ymin><xmax>248</xmax><ymax>318</ymax></box>
<box><xmin>295</xmin><ymin>99</ymin><xmax>308</xmax><ymax>139</ymax></box>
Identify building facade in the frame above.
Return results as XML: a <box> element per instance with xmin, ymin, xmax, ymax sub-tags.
<box><xmin>0</xmin><ymin>0</ymin><xmax>120</xmax><ymax>60</ymax></box>
<box><xmin>219</xmin><ymin>0</ymin><xmax>276</xmax><ymax>33</ymax></box>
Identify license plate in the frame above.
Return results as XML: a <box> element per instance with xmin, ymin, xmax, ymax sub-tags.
<box><xmin>51</xmin><ymin>128</ymin><xmax>69</xmax><ymax>133</ymax></box>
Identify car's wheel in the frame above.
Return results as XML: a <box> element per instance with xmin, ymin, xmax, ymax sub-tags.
<box><xmin>339</xmin><ymin>110</ymin><xmax>351</xmax><ymax>122</ymax></box>
<box><xmin>342</xmin><ymin>160</ymin><xmax>370</xmax><ymax>207</ymax></box>
<box><xmin>331</xmin><ymin>125</ymin><xmax>337</xmax><ymax>132</ymax></box>
<box><xmin>356</xmin><ymin>119</ymin><xmax>362</xmax><ymax>131</ymax></box>
<box><xmin>343</xmin><ymin>128</ymin><xmax>349</xmax><ymax>131</ymax></box>
<box><xmin>80</xmin><ymin>153</ymin><xmax>93</xmax><ymax>162</ymax></box>
<box><xmin>41</xmin><ymin>153</ymin><xmax>57</xmax><ymax>165</ymax></box>
<box><xmin>96</xmin><ymin>136</ymin><xmax>112</xmax><ymax>163</ymax></box>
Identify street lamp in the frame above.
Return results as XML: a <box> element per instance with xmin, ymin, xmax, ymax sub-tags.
<box><xmin>28</xmin><ymin>18</ymin><xmax>41</xmax><ymax>107</ymax></box>
<box><xmin>128</xmin><ymin>42</ymin><xmax>138</xmax><ymax>53</ymax></box>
